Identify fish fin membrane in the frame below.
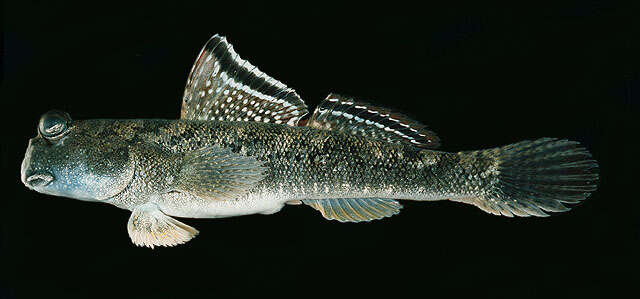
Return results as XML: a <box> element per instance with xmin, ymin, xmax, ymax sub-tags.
<box><xmin>176</xmin><ymin>146</ymin><xmax>267</xmax><ymax>201</ymax></box>
<box><xmin>303</xmin><ymin>198</ymin><xmax>402</xmax><ymax>222</ymax></box>
<box><xmin>455</xmin><ymin>138</ymin><xmax>599</xmax><ymax>217</ymax></box>
<box><xmin>181</xmin><ymin>34</ymin><xmax>308</xmax><ymax>126</ymax></box>
<box><xmin>127</xmin><ymin>203</ymin><xmax>199</xmax><ymax>249</ymax></box>
<box><xmin>306</xmin><ymin>93</ymin><xmax>440</xmax><ymax>149</ymax></box>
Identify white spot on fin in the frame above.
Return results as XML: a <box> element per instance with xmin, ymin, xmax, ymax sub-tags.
<box><xmin>306</xmin><ymin>93</ymin><xmax>440</xmax><ymax>149</ymax></box>
<box><xmin>180</xmin><ymin>34</ymin><xmax>309</xmax><ymax>125</ymax></box>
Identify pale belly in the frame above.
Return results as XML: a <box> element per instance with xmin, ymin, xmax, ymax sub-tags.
<box><xmin>153</xmin><ymin>190</ymin><xmax>289</xmax><ymax>218</ymax></box>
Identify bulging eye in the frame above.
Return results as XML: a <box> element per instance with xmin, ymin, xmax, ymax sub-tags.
<box><xmin>39</xmin><ymin>110</ymin><xmax>71</xmax><ymax>139</ymax></box>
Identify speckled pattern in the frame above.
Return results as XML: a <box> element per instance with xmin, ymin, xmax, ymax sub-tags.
<box><xmin>80</xmin><ymin>118</ymin><xmax>473</xmax><ymax>218</ymax></box>
<box><xmin>45</xmin><ymin>117</ymin><xmax>595</xmax><ymax>220</ymax></box>
<box><xmin>19</xmin><ymin>33</ymin><xmax>599</xmax><ymax>248</ymax></box>
<box><xmin>21</xmin><ymin>110</ymin><xmax>598</xmax><ymax>249</ymax></box>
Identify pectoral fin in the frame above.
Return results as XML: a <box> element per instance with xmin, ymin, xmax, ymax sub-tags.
<box><xmin>127</xmin><ymin>203</ymin><xmax>199</xmax><ymax>249</ymax></box>
<box><xmin>176</xmin><ymin>146</ymin><xmax>266</xmax><ymax>201</ymax></box>
<box><xmin>303</xmin><ymin>198</ymin><xmax>402</xmax><ymax>222</ymax></box>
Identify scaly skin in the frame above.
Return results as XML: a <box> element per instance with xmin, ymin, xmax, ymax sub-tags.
<box><xmin>73</xmin><ymin>119</ymin><xmax>493</xmax><ymax>218</ymax></box>
<box><xmin>20</xmin><ymin>34</ymin><xmax>599</xmax><ymax>248</ymax></box>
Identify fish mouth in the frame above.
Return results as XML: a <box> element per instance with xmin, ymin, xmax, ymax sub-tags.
<box><xmin>25</xmin><ymin>172</ymin><xmax>55</xmax><ymax>188</ymax></box>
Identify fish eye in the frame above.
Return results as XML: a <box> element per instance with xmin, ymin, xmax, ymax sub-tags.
<box><xmin>38</xmin><ymin>110</ymin><xmax>71</xmax><ymax>139</ymax></box>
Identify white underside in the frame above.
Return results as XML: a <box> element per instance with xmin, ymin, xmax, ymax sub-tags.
<box><xmin>138</xmin><ymin>189</ymin><xmax>446</xmax><ymax>219</ymax></box>
<box><xmin>152</xmin><ymin>190</ymin><xmax>289</xmax><ymax>219</ymax></box>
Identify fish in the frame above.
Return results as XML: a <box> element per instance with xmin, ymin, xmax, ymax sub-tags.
<box><xmin>20</xmin><ymin>34</ymin><xmax>599</xmax><ymax>249</ymax></box>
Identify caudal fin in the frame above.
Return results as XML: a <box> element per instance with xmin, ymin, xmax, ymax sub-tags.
<box><xmin>458</xmin><ymin>138</ymin><xmax>599</xmax><ymax>217</ymax></box>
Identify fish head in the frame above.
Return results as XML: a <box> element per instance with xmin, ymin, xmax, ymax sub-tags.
<box><xmin>21</xmin><ymin>110</ymin><xmax>135</xmax><ymax>202</ymax></box>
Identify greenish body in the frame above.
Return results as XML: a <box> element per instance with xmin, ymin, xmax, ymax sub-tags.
<box><xmin>21</xmin><ymin>34</ymin><xmax>597</xmax><ymax>248</ymax></box>
<box><xmin>85</xmin><ymin>119</ymin><xmax>486</xmax><ymax>218</ymax></box>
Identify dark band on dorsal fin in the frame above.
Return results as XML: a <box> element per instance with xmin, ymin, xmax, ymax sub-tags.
<box><xmin>306</xmin><ymin>94</ymin><xmax>440</xmax><ymax>149</ymax></box>
<box><xmin>181</xmin><ymin>34</ymin><xmax>308</xmax><ymax>126</ymax></box>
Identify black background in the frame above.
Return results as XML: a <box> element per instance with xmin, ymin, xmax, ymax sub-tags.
<box><xmin>1</xmin><ymin>1</ymin><xmax>638</xmax><ymax>298</ymax></box>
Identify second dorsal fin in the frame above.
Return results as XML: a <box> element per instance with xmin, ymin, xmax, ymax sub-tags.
<box><xmin>306</xmin><ymin>94</ymin><xmax>440</xmax><ymax>149</ymax></box>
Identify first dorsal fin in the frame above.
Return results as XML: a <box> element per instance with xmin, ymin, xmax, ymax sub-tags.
<box><xmin>306</xmin><ymin>94</ymin><xmax>440</xmax><ymax>149</ymax></box>
<box><xmin>181</xmin><ymin>34</ymin><xmax>309</xmax><ymax>126</ymax></box>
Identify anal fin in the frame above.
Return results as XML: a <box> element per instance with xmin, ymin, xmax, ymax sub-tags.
<box><xmin>127</xmin><ymin>203</ymin><xmax>199</xmax><ymax>249</ymax></box>
<box><xmin>303</xmin><ymin>198</ymin><xmax>402</xmax><ymax>222</ymax></box>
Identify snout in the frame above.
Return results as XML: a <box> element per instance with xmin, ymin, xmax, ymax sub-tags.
<box><xmin>21</xmin><ymin>138</ymin><xmax>55</xmax><ymax>189</ymax></box>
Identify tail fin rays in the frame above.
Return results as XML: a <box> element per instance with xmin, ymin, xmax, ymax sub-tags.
<box><xmin>459</xmin><ymin>138</ymin><xmax>598</xmax><ymax>217</ymax></box>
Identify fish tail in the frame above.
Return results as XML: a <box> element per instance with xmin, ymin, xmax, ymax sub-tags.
<box><xmin>452</xmin><ymin>138</ymin><xmax>599</xmax><ymax>217</ymax></box>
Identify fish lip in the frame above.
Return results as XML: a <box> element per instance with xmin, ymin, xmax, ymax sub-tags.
<box><xmin>25</xmin><ymin>172</ymin><xmax>55</xmax><ymax>188</ymax></box>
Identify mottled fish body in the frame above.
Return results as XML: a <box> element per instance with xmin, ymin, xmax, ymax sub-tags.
<box><xmin>21</xmin><ymin>35</ymin><xmax>599</xmax><ymax>248</ymax></box>
<box><xmin>65</xmin><ymin>119</ymin><xmax>457</xmax><ymax>216</ymax></box>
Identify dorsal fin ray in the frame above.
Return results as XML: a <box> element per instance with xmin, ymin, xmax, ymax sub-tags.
<box><xmin>181</xmin><ymin>34</ymin><xmax>308</xmax><ymax>126</ymax></box>
<box><xmin>307</xmin><ymin>94</ymin><xmax>440</xmax><ymax>149</ymax></box>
